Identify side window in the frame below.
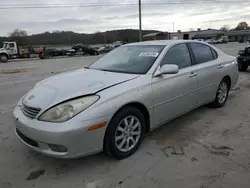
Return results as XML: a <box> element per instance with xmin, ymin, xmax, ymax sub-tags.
<box><xmin>161</xmin><ymin>43</ymin><xmax>192</xmax><ymax>69</ymax></box>
<box><xmin>211</xmin><ymin>48</ymin><xmax>218</xmax><ymax>59</ymax></box>
<box><xmin>9</xmin><ymin>43</ymin><xmax>15</xmax><ymax>48</ymax></box>
<box><xmin>189</xmin><ymin>43</ymin><xmax>214</xmax><ymax>64</ymax></box>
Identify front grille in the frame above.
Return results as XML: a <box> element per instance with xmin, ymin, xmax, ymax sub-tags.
<box><xmin>21</xmin><ymin>104</ymin><xmax>41</xmax><ymax>119</ymax></box>
<box><xmin>16</xmin><ymin>129</ymin><xmax>39</xmax><ymax>148</ymax></box>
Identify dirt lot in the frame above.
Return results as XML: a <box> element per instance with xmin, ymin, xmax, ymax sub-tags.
<box><xmin>0</xmin><ymin>43</ymin><xmax>250</xmax><ymax>188</ymax></box>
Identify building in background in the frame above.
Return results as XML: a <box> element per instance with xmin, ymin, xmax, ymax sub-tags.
<box><xmin>143</xmin><ymin>28</ymin><xmax>250</xmax><ymax>42</ymax></box>
<box><xmin>170</xmin><ymin>28</ymin><xmax>224</xmax><ymax>40</ymax></box>
<box><xmin>226</xmin><ymin>30</ymin><xmax>250</xmax><ymax>42</ymax></box>
<box><xmin>143</xmin><ymin>32</ymin><xmax>170</xmax><ymax>41</ymax></box>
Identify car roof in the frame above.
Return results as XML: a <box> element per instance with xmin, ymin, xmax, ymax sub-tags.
<box><xmin>124</xmin><ymin>40</ymin><xmax>204</xmax><ymax>46</ymax></box>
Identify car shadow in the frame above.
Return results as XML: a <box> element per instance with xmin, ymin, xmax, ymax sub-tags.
<box><xmin>145</xmin><ymin>105</ymin><xmax>211</xmax><ymax>147</ymax></box>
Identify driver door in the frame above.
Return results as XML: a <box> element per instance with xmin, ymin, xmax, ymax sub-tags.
<box><xmin>7</xmin><ymin>43</ymin><xmax>17</xmax><ymax>56</ymax></box>
<box><xmin>151</xmin><ymin>43</ymin><xmax>198</xmax><ymax>126</ymax></box>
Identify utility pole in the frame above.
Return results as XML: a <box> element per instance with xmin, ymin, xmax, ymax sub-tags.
<box><xmin>68</xmin><ymin>35</ymin><xmax>71</xmax><ymax>47</ymax></box>
<box><xmin>139</xmin><ymin>0</ymin><xmax>142</xmax><ymax>41</ymax></box>
<box><xmin>173</xmin><ymin>22</ymin><xmax>175</xmax><ymax>32</ymax></box>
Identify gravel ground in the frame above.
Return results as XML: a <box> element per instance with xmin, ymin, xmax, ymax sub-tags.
<box><xmin>0</xmin><ymin>43</ymin><xmax>250</xmax><ymax>188</ymax></box>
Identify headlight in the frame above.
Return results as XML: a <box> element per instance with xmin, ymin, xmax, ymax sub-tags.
<box><xmin>38</xmin><ymin>95</ymin><xmax>99</xmax><ymax>122</ymax></box>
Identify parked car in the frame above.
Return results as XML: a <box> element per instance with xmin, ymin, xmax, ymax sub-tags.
<box><xmin>97</xmin><ymin>46</ymin><xmax>114</xmax><ymax>54</ymax></box>
<box><xmin>71</xmin><ymin>44</ymin><xmax>99</xmax><ymax>55</ymax></box>
<box><xmin>238</xmin><ymin>39</ymin><xmax>246</xmax><ymax>43</ymax></box>
<box><xmin>215</xmin><ymin>36</ymin><xmax>228</xmax><ymax>44</ymax></box>
<box><xmin>237</xmin><ymin>45</ymin><xmax>250</xmax><ymax>71</ymax></box>
<box><xmin>39</xmin><ymin>48</ymin><xmax>69</xmax><ymax>59</ymax></box>
<box><xmin>205</xmin><ymin>39</ymin><xmax>216</xmax><ymax>44</ymax></box>
<box><xmin>13</xmin><ymin>40</ymin><xmax>238</xmax><ymax>159</ymax></box>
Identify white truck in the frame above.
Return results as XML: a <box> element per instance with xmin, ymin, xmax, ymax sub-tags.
<box><xmin>215</xmin><ymin>36</ymin><xmax>228</xmax><ymax>44</ymax></box>
<box><xmin>0</xmin><ymin>41</ymin><xmax>34</xmax><ymax>63</ymax></box>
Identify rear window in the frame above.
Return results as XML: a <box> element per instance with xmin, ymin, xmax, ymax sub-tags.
<box><xmin>189</xmin><ymin>43</ymin><xmax>214</xmax><ymax>64</ymax></box>
<box><xmin>211</xmin><ymin>48</ymin><xmax>218</xmax><ymax>59</ymax></box>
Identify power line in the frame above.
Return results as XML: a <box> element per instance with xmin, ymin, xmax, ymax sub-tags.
<box><xmin>0</xmin><ymin>1</ymin><xmax>247</xmax><ymax>10</ymax></box>
<box><xmin>0</xmin><ymin>0</ymin><xmax>244</xmax><ymax>5</ymax></box>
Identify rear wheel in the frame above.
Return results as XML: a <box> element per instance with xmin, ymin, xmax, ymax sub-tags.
<box><xmin>210</xmin><ymin>79</ymin><xmax>230</xmax><ymax>108</ymax></box>
<box><xmin>104</xmin><ymin>107</ymin><xmax>145</xmax><ymax>160</ymax></box>
<box><xmin>0</xmin><ymin>54</ymin><xmax>8</xmax><ymax>63</ymax></box>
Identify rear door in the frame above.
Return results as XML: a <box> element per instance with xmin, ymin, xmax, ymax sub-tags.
<box><xmin>188</xmin><ymin>42</ymin><xmax>224</xmax><ymax>106</ymax></box>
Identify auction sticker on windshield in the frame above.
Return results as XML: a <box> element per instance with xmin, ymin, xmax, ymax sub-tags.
<box><xmin>139</xmin><ymin>52</ymin><xmax>159</xmax><ymax>57</ymax></box>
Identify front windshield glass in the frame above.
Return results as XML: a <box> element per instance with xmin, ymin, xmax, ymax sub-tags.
<box><xmin>89</xmin><ymin>45</ymin><xmax>165</xmax><ymax>74</ymax></box>
<box><xmin>2</xmin><ymin>43</ymin><xmax>7</xmax><ymax>49</ymax></box>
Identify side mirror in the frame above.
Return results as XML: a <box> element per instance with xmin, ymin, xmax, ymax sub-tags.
<box><xmin>154</xmin><ymin>64</ymin><xmax>179</xmax><ymax>77</ymax></box>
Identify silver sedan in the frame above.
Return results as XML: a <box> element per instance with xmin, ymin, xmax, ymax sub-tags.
<box><xmin>13</xmin><ymin>40</ymin><xmax>239</xmax><ymax>159</ymax></box>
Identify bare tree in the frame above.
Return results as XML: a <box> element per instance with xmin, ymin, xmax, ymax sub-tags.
<box><xmin>9</xmin><ymin>29</ymin><xmax>28</xmax><ymax>37</ymax></box>
<box><xmin>220</xmin><ymin>25</ymin><xmax>230</xmax><ymax>32</ymax></box>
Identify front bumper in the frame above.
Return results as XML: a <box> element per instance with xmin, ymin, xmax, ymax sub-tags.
<box><xmin>13</xmin><ymin>106</ymin><xmax>111</xmax><ymax>158</ymax></box>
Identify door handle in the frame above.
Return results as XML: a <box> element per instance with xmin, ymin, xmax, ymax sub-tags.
<box><xmin>217</xmin><ymin>64</ymin><xmax>224</xmax><ymax>69</ymax></box>
<box><xmin>189</xmin><ymin>72</ymin><xmax>197</xmax><ymax>77</ymax></box>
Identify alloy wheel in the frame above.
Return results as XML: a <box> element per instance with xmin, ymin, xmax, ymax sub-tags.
<box><xmin>115</xmin><ymin>115</ymin><xmax>141</xmax><ymax>152</ymax></box>
<box><xmin>217</xmin><ymin>82</ymin><xmax>228</xmax><ymax>104</ymax></box>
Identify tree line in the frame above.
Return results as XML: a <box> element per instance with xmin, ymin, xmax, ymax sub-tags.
<box><xmin>0</xmin><ymin>29</ymin><xmax>158</xmax><ymax>46</ymax></box>
<box><xmin>220</xmin><ymin>21</ymin><xmax>250</xmax><ymax>32</ymax></box>
<box><xmin>1</xmin><ymin>21</ymin><xmax>250</xmax><ymax>46</ymax></box>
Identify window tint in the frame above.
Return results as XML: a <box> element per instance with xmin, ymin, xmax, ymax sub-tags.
<box><xmin>161</xmin><ymin>43</ymin><xmax>191</xmax><ymax>69</ymax></box>
<box><xmin>211</xmin><ymin>48</ymin><xmax>218</xmax><ymax>59</ymax></box>
<box><xmin>189</xmin><ymin>43</ymin><xmax>214</xmax><ymax>64</ymax></box>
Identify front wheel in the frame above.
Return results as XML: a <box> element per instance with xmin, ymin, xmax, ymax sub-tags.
<box><xmin>209</xmin><ymin>79</ymin><xmax>230</xmax><ymax>108</ymax></box>
<box><xmin>0</xmin><ymin>54</ymin><xmax>8</xmax><ymax>63</ymax></box>
<box><xmin>104</xmin><ymin>107</ymin><xmax>145</xmax><ymax>160</ymax></box>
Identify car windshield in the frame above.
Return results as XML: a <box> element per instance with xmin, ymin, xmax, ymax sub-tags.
<box><xmin>2</xmin><ymin>43</ymin><xmax>7</xmax><ymax>49</ymax></box>
<box><xmin>89</xmin><ymin>45</ymin><xmax>165</xmax><ymax>74</ymax></box>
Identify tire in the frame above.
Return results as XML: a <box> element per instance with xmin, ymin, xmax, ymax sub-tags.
<box><xmin>0</xmin><ymin>54</ymin><xmax>8</xmax><ymax>63</ymax></box>
<box><xmin>104</xmin><ymin>107</ymin><xmax>146</xmax><ymax>160</ymax></box>
<box><xmin>209</xmin><ymin>79</ymin><xmax>230</xmax><ymax>108</ymax></box>
<box><xmin>238</xmin><ymin>62</ymin><xmax>248</xmax><ymax>72</ymax></box>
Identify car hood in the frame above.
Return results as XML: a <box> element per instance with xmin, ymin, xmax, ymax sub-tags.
<box><xmin>22</xmin><ymin>68</ymin><xmax>139</xmax><ymax>109</ymax></box>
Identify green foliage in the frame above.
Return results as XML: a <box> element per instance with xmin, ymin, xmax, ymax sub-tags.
<box><xmin>234</xmin><ymin>22</ymin><xmax>250</xmax><ymax>30</ymax></box>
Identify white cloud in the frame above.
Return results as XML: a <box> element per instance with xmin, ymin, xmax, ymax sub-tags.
<box><xmin>0</xmin><ymin>0</ymin><xmax>249</xmax><ymax>36</ymax></box>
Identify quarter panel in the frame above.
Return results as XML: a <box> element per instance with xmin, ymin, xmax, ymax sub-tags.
<box><xmin>221</xmin><ymin>55</ymin><xmax>239</xmax><ymax>89</ymax></box>
<box><xmin>196</xmin><ymin>59</ymin><xmax>223</xmax><ymax>105</ymax></box>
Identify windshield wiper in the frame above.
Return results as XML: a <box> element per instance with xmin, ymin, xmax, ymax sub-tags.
<box><xmin>99</xmin><ymin>69</ymin><xmax>123</xmax><ymax>73</ymax></box>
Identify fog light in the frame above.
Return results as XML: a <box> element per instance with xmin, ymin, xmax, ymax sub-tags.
<box><xmin>48</xmin><ymin>144</ymin><xmax>67</xmax><ymax>153</ymax></box>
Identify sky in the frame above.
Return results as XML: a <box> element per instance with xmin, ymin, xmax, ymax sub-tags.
<box><xmin>0</xmin><ymin>0</ymin><xmax>250</xmax><ymax>36</ymax></box>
